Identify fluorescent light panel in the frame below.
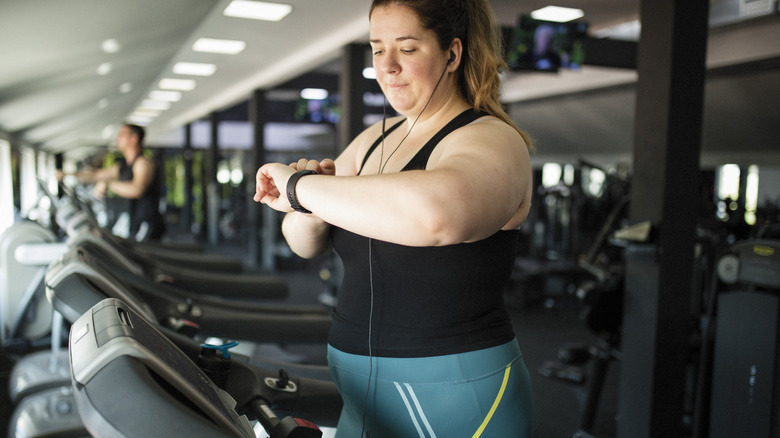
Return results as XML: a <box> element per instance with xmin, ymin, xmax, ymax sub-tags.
<box><xmin>173</xmin><ymin>62</ymin><xmax>217</xmax><ymax>76</ymax></box>
<box><xmin>223</xmin><ymin>0</ymin><xmax>292</xmax><ymax>21</ymax></box>
<box><xmin>149</xmin><ymin>90</ymin><xmax>182</xmax><ymax>102</ymax></box>
<box><xmin>140</xmin><ymin>99</ymin><xmax>171</xmax><ymax>111</ymax></box>
<box><xmin>301</xmin><ymin>88</ymin><xmax>328</xmax><ymax>100</ymax></box>
<box><xmin>192</xmin><ymin>38</ymin><xmax>246</xmax><ymax>54</ymax></box>
<box><xmin>127</xmin><ymin>115</ymin><xmax>153</xmax><ymax>125</ymax></box>
<box><xmin>531</xmin><ymin>6</ymin><xmax>584</xmax><ymax>22</ymax></box>
<box><xmin>132</xmin><ymin>108</ymin><xmax>162</xmax><ymax>117</ymax></box>
<box><xmin>159</xmin><ymin>78</ymin><xmax>197</xmax><ymax>91</ymax></box>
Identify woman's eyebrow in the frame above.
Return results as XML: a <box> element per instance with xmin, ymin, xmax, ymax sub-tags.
<box><xmin>369</xmin><ymin>35</ymin><xmax>420</xmax><ymax>44</ymax></box>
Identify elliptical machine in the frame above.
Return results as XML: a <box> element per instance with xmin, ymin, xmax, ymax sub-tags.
<box><xmin>536</xmin><ymin>163</ymin><xmax>630</xmax><ymax>438</ymax></box>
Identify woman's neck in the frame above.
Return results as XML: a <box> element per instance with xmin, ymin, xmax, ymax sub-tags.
<box><xmin>400</xmin><ymin>94</ymin><xmax>470</xmax><ymax>132</ymax></box>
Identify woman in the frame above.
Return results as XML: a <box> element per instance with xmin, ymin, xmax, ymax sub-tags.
<box><xmin>255</xmin><ymin>0</ymin><xmax>534</xmax><ymax>436</ymax></box>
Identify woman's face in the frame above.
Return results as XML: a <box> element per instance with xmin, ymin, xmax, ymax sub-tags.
<box><xmin>369</xmin><ymin>4</ymin><xmax>449</xmax><ymax>116</ymax></box>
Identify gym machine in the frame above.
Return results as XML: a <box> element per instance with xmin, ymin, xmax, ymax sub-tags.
<box><xmin>694</xmin><ymin>238</ymin><xmax>780</xmax><ymax>438</ymax></box>
<box><xmin>67</xmin><ymin>297</ymin><xmax>330</xmax><ymax>437</ymax></box>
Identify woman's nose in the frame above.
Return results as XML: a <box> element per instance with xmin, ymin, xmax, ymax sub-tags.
<box><xmin>377</xmin><ymin>52</ymin><xmax>399</xmax><ymax>75</ymax></box>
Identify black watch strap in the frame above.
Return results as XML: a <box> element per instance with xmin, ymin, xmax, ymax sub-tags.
<box><xmin>286</xmin><ymin>170</ymin><xmax>317</xmax><ymax>213</ymax></box>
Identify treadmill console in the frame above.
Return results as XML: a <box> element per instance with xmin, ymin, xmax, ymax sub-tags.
<box><xmin>717</xmin><ymin>240</ymin><xmax>780</xmax><ymax>289</ymax></box>
<box><xmin>69</xmin><ymin>297</ymin><xmax>254</xmax><ymax>438</ymax></box>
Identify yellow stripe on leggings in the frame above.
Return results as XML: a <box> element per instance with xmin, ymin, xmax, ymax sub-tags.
<box><xmin>472</xmin><ymin>364</ymin><xmax>512</xmax><ymax>438</ymax></box>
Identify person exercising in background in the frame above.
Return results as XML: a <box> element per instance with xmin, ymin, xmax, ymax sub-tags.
<box><xmin>65</xmin><ymin>123</ymin><xmax>165</xmax><ymax>241</ymax></box>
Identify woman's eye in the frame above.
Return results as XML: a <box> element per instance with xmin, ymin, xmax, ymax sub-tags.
<box><xmin>401</xmin><ymin>49</ymin><xmax>415</xmax><ymax>54</ymax></box>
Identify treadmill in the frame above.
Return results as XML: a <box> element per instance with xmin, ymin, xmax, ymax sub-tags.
<box><xmin>68</xmin><ymin>297</ymin><xmax>338</xmax><ymax>437</ymax></box>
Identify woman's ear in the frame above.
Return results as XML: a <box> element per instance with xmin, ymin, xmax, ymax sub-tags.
<box><xmin>447</xmin><ymin>38</ymin><xmax>463</xmax><ymax>70</ymax></box>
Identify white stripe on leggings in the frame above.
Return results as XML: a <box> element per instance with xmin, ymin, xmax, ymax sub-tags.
<box><xmin>394</xmin><ymin>381</ymin><xmax>437</xmax><ymax>438</ymax></box>
<box><xmin>405</xmin><ymin>383</ymin><xmax>437</xmax><ymax>437</ymax></box>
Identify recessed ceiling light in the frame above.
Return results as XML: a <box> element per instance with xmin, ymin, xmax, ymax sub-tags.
<box><xmin>119</xmin><ymin>82</ymin><xmax>133</xmax><ymax>94</ymax></box>
<box><xmin>192</xmin><ymin>37</ymin><xmax>247</xmax><ymax>54</ymax></box>
<box><xmin>159</xmin><ymin>78</ymin><xmax>197</xmax><ymax>91</ymax></box>
<box><xmin>149</xmin><ymin>90</ymin><xmax>182</xmax><ymax>102</ymax></box>
<box><xmin>97</xmin><ymin>62</ymin><xmax>112</xmax><ymax>75</ymax></box>
<box><xmin>102</xmin><ymin>125</ymin><xmax>116</xmax><ymax>140</ymax></box>
<box><xmin>530</xmin><ymin>6</ymin><xmax>584</xmax><ymax>22</ymax></box>
<box><xmin>223</xmin><ymin>0</ymin><xmax>292</xmax><ymax>21</ymax></box>
<box><xmin>97</xmin><ymin>98</ymin><xmax>109</xmax><ymax>109</ymax></box>
<box><xmin>101</xmin><ymin>38</ymin><xmax>121</xmax><ymax>53</ymax></box>
<box><xmin>173</xmin><ymin>62</ymin><xmax>217</xmax><ymax>76</ymax></box>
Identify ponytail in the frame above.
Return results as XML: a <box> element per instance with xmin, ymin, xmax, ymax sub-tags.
<box><xmin>459</xmin><ymin>0</ymin><xmax>534</xmax><ymax>150</ymax></box>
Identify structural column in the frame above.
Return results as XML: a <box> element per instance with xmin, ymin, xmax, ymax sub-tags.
<box><xmin>247</xmin><ymin>89</ymin><xmax>267</xmax><ymax>268</ymax></box>
<box><xmin>338</xmin><ymin>43</ymin><xmax>369</xmax><ymax>151</ymax></box>
<box><xmin>618</xmin><ymin>1</ymin><xmax>709</xmax><ymax>437</ymax></box>
<box><xmin>206</xmin><ymin>112</ymin><xmax>220</xmax><ymax>245</ymax></box>
<box><xmin>182</xmin><ymin>123</ymin><xmax>194</xmax><ymax>232</ymax></box>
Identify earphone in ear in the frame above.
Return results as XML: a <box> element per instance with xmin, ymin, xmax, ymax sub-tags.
<box><xmin>448</xmin><ymin>51</ymin><xmax>456</xmax><ymax>64</ymax></box>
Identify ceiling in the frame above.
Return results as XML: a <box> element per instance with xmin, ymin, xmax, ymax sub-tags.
<box><xmin>0</xmin><ymin>0</ymin><xmax>778</xmax><ymax>165</ymax></box>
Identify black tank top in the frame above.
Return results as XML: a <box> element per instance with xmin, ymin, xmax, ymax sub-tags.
<box><xmin>118</xmin><ymin>157</ymin><xmax>163</xmax><ymax>239</ymax></box>
<box><xmin>329</xmin><ymin>109</ymin><xmax>518</xmax><ymax>357</ymax></box>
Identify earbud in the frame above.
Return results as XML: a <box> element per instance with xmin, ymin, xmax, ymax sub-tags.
<box><xmin>447</xmin><ymin>51</ymin><xmax>456</xmax><ymax>64</ymax></box>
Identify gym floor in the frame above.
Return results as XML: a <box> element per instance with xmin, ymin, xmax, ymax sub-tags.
<box><xmin>1</xmin><ymin>252</ymin><xmax>620</xmax><ymax>438</ymax></box>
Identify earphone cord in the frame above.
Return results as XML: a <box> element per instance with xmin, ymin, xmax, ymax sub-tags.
<box><xmin>362</xmin><ymin>57</ymin><xmax>450</xmax><ymax>437</ymax></box>
<box><xmin>362</xmin><ymin>238</ymin><xmax>375</xmax><ymax>438</ymax></box>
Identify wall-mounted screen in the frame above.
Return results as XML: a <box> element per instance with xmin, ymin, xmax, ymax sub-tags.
<box><xmin>506</xmin><ymin>16</ymin><xmax>589</xmax><ymax>72</ymax></box>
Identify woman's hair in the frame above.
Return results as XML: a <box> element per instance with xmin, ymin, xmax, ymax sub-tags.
<box><xmin>369</xmin><ymin>0</ymin><xmax>533</xmax><ymax>150</ymax></box>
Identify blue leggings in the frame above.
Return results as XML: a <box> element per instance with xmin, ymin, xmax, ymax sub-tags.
<box><xmin>327</xmin><ymin>339</ymin><xmax>534</xmax><ymax>438</ymax></box>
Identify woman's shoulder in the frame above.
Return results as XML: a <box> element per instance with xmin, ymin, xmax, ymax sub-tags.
<box><xmin>431</xmin><ymin>113</ymin><xmax>530</xmax><ymax>167</ymax></box>
<box><xmin>458</xmin><ymin>114</ymin><xmax>526</xmax><ymax>146</ymax></box>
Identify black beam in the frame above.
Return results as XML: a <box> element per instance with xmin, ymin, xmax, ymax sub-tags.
<box><xmin>618</xmin><ymin>1</ymin><xmax>709</xmax><ymax>438</ymax></box>
<box><xmin>339</xmin><ymin>43</ymin><xmax>370</xmax><ymax>152</ymax></box>
<box><xmin>182</xmin><ymin>123</ymin><xmax>193</xmax><ymax>232</ymax></box>
<box><xmin>275</xmin><ymin>72</ymin><xmax>340</xmax><ymax>92</ymax></box>
<box><xmin>206</xmin><ymin>112</ymin><xmax>220</xmax><ymax>245</ymax></box>
<box><xmin>583</xmin><ymin>37</ymin><xmax>637</xmax><ymax>69</ymax></box>
<box><xmin>247</xmin><ymin>89</ymin><xmax>267</xmax><ymax>267</ymax></box>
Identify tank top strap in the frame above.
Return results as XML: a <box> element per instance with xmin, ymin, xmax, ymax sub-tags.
<box><xmin>402</xmin><ymin>109</ymin><xmax>488</xmax><ymax>171</ymax></box>
<box><xmin>358</xmin><ymin>118</ymin><xmax>406</xmax><ymax>175</ymax></box>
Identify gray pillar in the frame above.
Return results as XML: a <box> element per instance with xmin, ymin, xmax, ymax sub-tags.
<box><xmin>618</xmin><ymin>1</ymin><xmax>709</xmax><ymax>438</ymax></box>
<box><xmin>207</xmin><ymin>112</ymin><xmax>220</xmax><ymax>245</ymax></box>
<box><xmin>248</xmin><ymin>89</ymin><xmax>267</xmax><ymax>269</ymax></box>
<box><xmin>182</xmin><ymin>123</ymin><xmax>194</xmax><ymax>232</ymax></box>
<box><xmin>338</xmin><ymin>43</ymin><xmax>369</xmax><ymax>151</ymax></box>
